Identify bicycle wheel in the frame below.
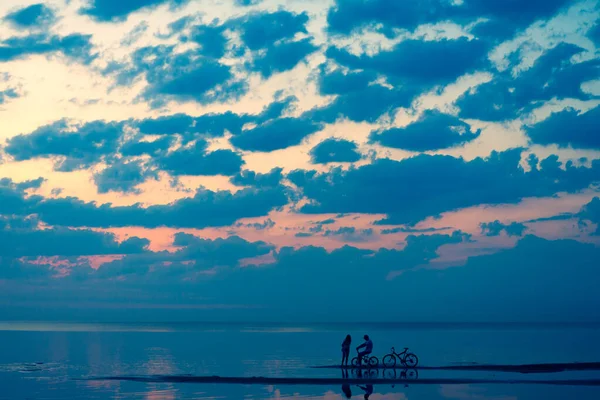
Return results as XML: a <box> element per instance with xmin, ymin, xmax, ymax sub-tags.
<box><xmin>404</xmin><ymin>353</ymin><xmax>418</xmax><ymax>368</ymax></box>
<box><xmin>368</xmin><ymin>356</ymin><xmax>379</xmax><ymax>368</ymax></box>
<box><xmin>382</xmin><ymin>354</ymin><xmax>397</xmax><ymax>368</ymax></box>
<box><xmin>351</xmin><ymin>357</ymin><xmax>360</xmax><ymax>368</ymax></box>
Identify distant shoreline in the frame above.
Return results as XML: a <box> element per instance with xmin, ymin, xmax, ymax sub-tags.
<box><xmin>81</xmin><ymin>375</ymin><xmax>600</xmax><ymax>386</ymax></box>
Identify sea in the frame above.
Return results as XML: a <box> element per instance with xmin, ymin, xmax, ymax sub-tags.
<box><xmin>0</xmin><ymin>321</ymin><xmax>599</xmax><ymax>399</ymax></box>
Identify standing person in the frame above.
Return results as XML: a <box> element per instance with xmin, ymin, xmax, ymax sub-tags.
<box><xmin>356</xmin><ymin>335</ymin><xmax>373</xmax><ymax>366</ymax></box>
<box><xmin>341</xmin><ymin>334</ymin><xmax>352</xmax><ymax>366</ymax></box>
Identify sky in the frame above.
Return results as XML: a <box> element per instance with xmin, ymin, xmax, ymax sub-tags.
<box><xmin>0</xmin><ymin>0</ymin><xmax>599</xmax><ymax>322</ymax></box>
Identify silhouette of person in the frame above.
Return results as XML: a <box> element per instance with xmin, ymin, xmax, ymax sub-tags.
<box><xmin>341</xmin><ymin>334</ymin><xmax>352</xmax><ymax>366</ymax></box>
<box><xmin>342</xmin><ymin>383</ymin><xmax>352</xmax><ymax>398</ymax></box>
<box><xmin>356</xmin><ymin>335</ymin><xmax>373</xmax><ymax>366</ymax></box>
<box><xmin>357</xmin><ymin>384</ymin><xmax>373</xmax><ymax>399</ymax></box>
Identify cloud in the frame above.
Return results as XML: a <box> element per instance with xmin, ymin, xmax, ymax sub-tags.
<box><xmin>236</xmin><ymin>10</ymin><xmax>310</xmax><ymax>51</ymax></box>
<box><xmin>189</xmin><ymin>24</ymin><xmax>228</xmax><ymax>59</ymax></box>
<box><xmin>231</xmin><ymin>117</ymin><xmax>322</xmax><ymax>152</ymax></box>
<box><xmin>370</xmin><ymin>110</ymin><xmax>481</xmax><ymax>152</ymax></box>
<box><xmin>456</xmin><ymin>43</ymin><xmax>599</xmax><ymax>122</ymax></box>
<box><xmin>0</xmin><ymin>215</ymin><xmax>149</xmax><ymax>257</ymax></box>
<box><xmin>80</xmin><ymin>0</ymin><xmax>188</xmax><ymax>22</ymax></box>
<box><xmin>156</xmin><ymin>141</ymin><xmax>244</xmax><ymax>176</ymax></box>
<box><xmin>309</xmin><ymin>138</ymin><xmax>361</xmax><ymax>163</ymax></box>
<box><xmin>235</xmin><ymin>218</ymin><xmax>275</xmax><ymax>230</ymax></box>
<box><xmin>107</xmin><ymin>45</ymin><xmax>246</xmax><ymax>107</ymax></box>
<box><xmin>120</xmin><ymin>22</ymin><xmax>149</xmax><ymax>46</ymax></box>
<box><xmin>326</xmin><ymin>0</ymin><xmax>571</xmax><ymax>40</ymax></box>
<box><xmin>120</xmin><ymin>136</ymin><xmax>174</xmax><ymax>157</ymax></box>
<box><xmin>323</xmin><ymin>226</ymin><xmax>374</xmax><ymax>242</ymax></box>
<box><xmin>525</xmin><ymin>105</ymin><xmax>600</xmax><ymax>150</ymax></box>
<box><xmin>580</xmin><ymin>197</ymin><xmax>600</xmax><ymax>235</ymax></box>
<box><xmin>94</xmin><ymin>233</ymin><xmax>273</xmax><ymax>279</ymax></box>
<box><xmin>5</xmin><ymin>120</ymin><xmax>124</xmax><ymax>171</ymax></box>
<box><xmin>235</xmin><ymin>0</ymin><xmax>262</xmax><ymax>5</ymax></box>
<box><xmin>14</xmin><ymin>177</ymin><xmax>45</xmax><ymax>191</ymax></box>
<box><xmin>590</xmin><ymin>23</ymin><xmax>600</xmax><ymax>46</ymax></box>
<box><xmin>93</xmin><ymin>160</ymin><xmax>158</xmax><ymax>194</ymax></box>
<box><xmin>0</xmin><ymin>88</ymin><xmax>19</xmax><ymax>105</ymax></box>
<box><xmin>1</xmin><ymin>181</ymin><xmax>289</xmax><ymax>229</ymax></box>
<box><xmin>0</xmin><ymin>33</ymin><xmax>95</xmax><ymax>64</ymax></box>
<box><xmin>230</xmin><ymin>168</ymin><xmax>283</xmax><ymax>188</ymax></box>
<box><xmin>309</xmin><ymin>67</ymin><xmax>415</xmax><ymax>123</ymax></box>
<box><xmin>381</xmin><ymin>226</ymin><xmax>451</xmax><ymax>234</ymax></box>
<box><xmin>289</xmin><ymin>149</ymin><xmax>600</xmax><ymax>225</ymax></box>
<box><xmin>480</xmin><ymin>220</ymin><xmax>527</xmax><ymax>237</ymax></box>
<box><xmin>250</xmin><ymin>38</ymin><xmax>318</xmax><ymax>78</ymax></box>
<box><xmin>4</xmin><ymin>3</ymin><xmax>56</xmax><ymax>29</ymax></box>
<box><xmin>326</xmin><ymin>38</ymin><xmax>488</xmax><ymax>89</ymax></box>
<box><xmin>326</xmin><ymin>0</ymin><xmax>458</xmax><ymax>36</ymax></box>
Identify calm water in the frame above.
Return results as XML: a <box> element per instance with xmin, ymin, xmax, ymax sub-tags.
<box><xmin>0</xmin><ymin>321</ymin><xmax>599</xmax><ymax>399</ymax></box>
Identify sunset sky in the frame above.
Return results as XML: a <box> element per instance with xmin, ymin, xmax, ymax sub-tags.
<box><xmin>0</xmin><ymin>0</ymin><xmax>599</xmax><ymax>322</ymax></box>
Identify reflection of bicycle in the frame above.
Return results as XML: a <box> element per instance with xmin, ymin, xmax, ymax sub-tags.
<box><xmin>351</xmin><ymin>352</ymin><xmax>379</xmax><ymax>368</ymax></box>
<box><xmin>353</xmin><ymin>368</ymin><xmax>378</xmax><ymax>378</ymax></box>
<box><xmin>384</xmin><ymin>368</ymin><xmax>418</xmax><ymax>380</ymax></box>
<box><xmin>382</xmin><ymin>347</ymin><xmax>419</xmax><ymax>368</ymax></box>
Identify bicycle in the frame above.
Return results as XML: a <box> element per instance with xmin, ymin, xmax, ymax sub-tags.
<box><xmin>382</xmin><ymin>347</ymin><xmax>419</xmax><ymax>368</ymax></box>
<box><xmin>351</xmin><ymin>351</ymin><xmax>379</xmax><ymax>368</ymax></box>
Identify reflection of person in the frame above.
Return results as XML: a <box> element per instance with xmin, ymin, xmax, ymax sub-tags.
<box><xmin>357</xmin><ymin>384</ymin><xmax>373</xmax><ymax>399</ymax></box>
<box><xmin>342</xmin><ymin>383</ymin><xmax>352</xmax><ymax>399</ymax></box>
<box><xmin>356</xmin><ymin>335</ymin><xmax>373</xmax><ymax>365</ymax></box>
<box><xmin>342</xmin><ymin>334</ymin><xmax>352</xmax><ymax>366</ymax></box>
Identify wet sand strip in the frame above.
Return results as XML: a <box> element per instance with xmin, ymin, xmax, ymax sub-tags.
<box><xmin>81</xmin><ymin>375</ymin><xmax>600</xmax><ymax>386</ymax></box>
<box><xmin>312</xmin><ymin>362</ymin><xmax>600</xmax><ymax>374</ymax></box>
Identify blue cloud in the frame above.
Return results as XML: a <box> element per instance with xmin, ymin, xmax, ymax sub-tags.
<box><xmin>327</xmin><ymin>38</ymin><xmax>488</xmax><ymax>89</ymax></box>
<box><xmin>134</xmin><ymin>98</ymin><xmax>294</xmax><ymax>140</ymax></box>
<box><xmin>457</xmin><ymin>43</ymin><xmax>599</xmax><ymax>122</ymax></box>
<box><xmin>580</xmin><ymin>197</ymin><xmax>600</xmax><ymax>235</ymax></box>
<box><xmin>327</xmin><ymin>0</ymin><xmax>571</xmax><ymax>40</ymax></box>
<box><xmin>323</xmin><ymin>226</ymin><xmax>374</xmax><ymax>242</ymax></box>
<box><xmin>5</xmin><ymin>120</ymin><xmax>124</xmax><ymax>171</ymax></box>
<box><xmin>251</xmin><ymin>38</ymin><xmax>317</xmax><ymax>78</ymax></box>
<box><xmin>236</xmin><ymin>11</ymin><xmax>309</xmax><ymax>51</ymax></box>
<box><xmin>231</xmin><ymin>117</ymin><xmax>322</xmax><ymax>152</ymax></box>
<box><xmin>235</xmin><ymin>0</ymin><xmax>261</xmax><ymax>5</ymax></box>
<box><xmin>525</xmin><ymin>105</ymin><xmax>600</xmax><ymax>150</ymax></box>
<box><xmin>327</xmin><ymin>0</ymin><xmax>458</xmax><ymax>36</ymax></box>
<box><xmin>0</xmin><ymin>215</ymin><xmax>149</xmax><ymax>257</ymax></box>
<box><xmin>14</xmin><ymin>177</ymin><xmax>45</xmax><ymax>191</ymax></box>
<box><xmin>108</xmin><ymin>45</ymin><xmax>245</xmax><ymax>107</ymax></box>
<box><xmin>120</xmin><ymin>136</ymin><xmax>174</xmax><ymax>157</ymax></box>
<box><xmin>590</xmin><ymin>23</ymin><xmax>600</xmax><ymax>46</ymax></box>
<box><xmin>480</xmin><ymin>220</ymin><xmax>527</xmax><ymax>237</ymax></box>
<box><xmin>21</xmin><ymin>185</ymin><xmax>289</xmax><ymax>229</ymax></box>
<box><xmin>0</xmin><ymin>33</ymin><xmax>95</xmax><ymax>64</ymax></box>
<box><xmin>295</xmin><ymin>232</ymin><xmax>313</xmax><ymax>237</ymax></box>
<box><xmin>370</xmin><ymin>110</ymin><xmax>481</xmax><ymax>152</ymax></box>
<box><xmin>189</xmin><ymin>24</ymin><xmax>228</xmax><ymax>59</ymax></box>
<box><xmin>156</xmin><ymin>141</ymin><xmax>244</xmax><ymax>176</ymax></box>
<box><xmin>0</xmin><ymin>88</ymin><xmax>19</xmax><ymax>105</ymax></box>
<box><xmin>309</xmin><ymin>138</ymin><xmax>361</xmax><ymax>163</ymax></box>
<box><xmin>230</xmin><ymin>168</ymin><xmax>283</xmax><ymax>188</ymax></box>
<box><xmin>381</xmin><ymin>226</ymin><xmax>451</xmax><ymax>234</ymax></box>
<box><xmin>309</xmin><ymin>67</ymin><xmax>415</xmax><ymax>123</ymax></box>
<box><xmin>80</xmin><ymin>0</ymin><xmax>188</xmax><ymax>22</ymax></box>
<box><xmin>93</xmin><ymin>160</ymin><xmax>157</xmax><ymax>194</ymax></box>
<box><xmin>289</xmin><ymin>149</ymin><xmax>600</xmax><ymax>225</ymax></box>
<box><xmin>4</xmin><ymin>3</ymin><xmax>56</xmax><ymax>29</ymax></box>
